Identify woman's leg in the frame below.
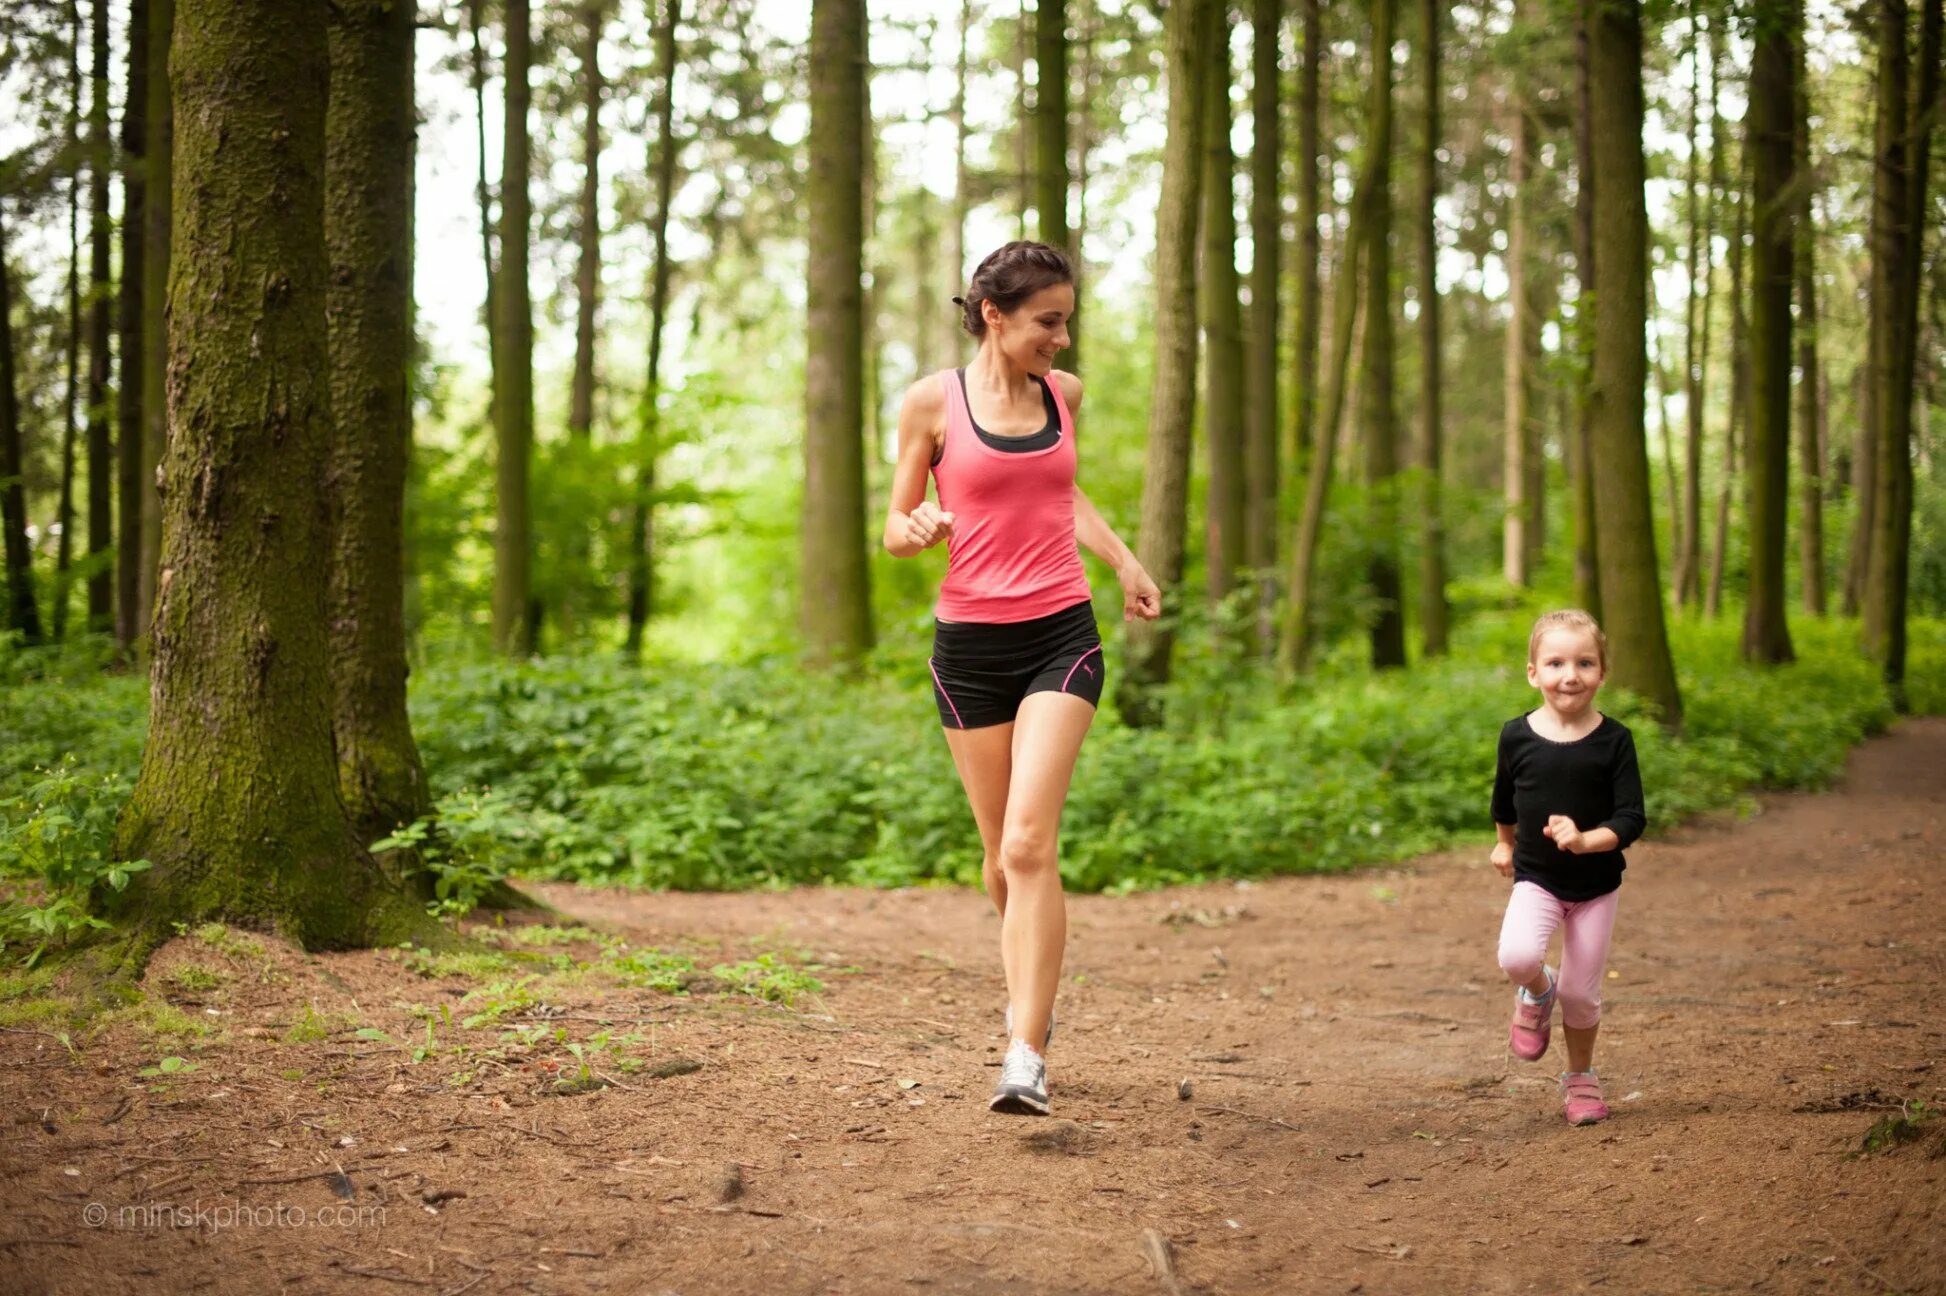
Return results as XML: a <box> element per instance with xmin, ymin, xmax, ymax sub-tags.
<box><xmin>1556</xmin><ymin>890</ymin><xmax>1620</xmax><ymax>1072</ymax></box>
<box><xmin>996</xmin><ymin>691</ymin><xmax>1096</xmax><ymax>1051</ymax></box>
<box><xmin>941</xmin><ymin>723</ymin><xmax>1015</xmax><ymax>917</ymax></box>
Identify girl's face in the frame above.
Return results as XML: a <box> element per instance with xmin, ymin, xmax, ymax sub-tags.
<box><xmin>984</xmin><ymin>283</ymin><xmax>1074</xmax><ymax>376</ymax></box>
<box><xmin>1527</xmin><ymin>628</ymin><xmax>1605</xmax><ymax>718</ymax></box>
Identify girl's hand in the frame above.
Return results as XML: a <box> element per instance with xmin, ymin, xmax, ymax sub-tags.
<box><xmin>1543</xmin><ymin>815</ymin><xmax>1585</xmax><ymax>854</ymax></box>
<box><xmin>904</xmin><ymin>501</ymin><xmax>956</xmax><ymax>551</ymax></box>
<box><xmin>1119</xmin><ymin>562</ymin><xmax>1162</xmax><ymax>622</ymax></box>
<box><xmin>1490</xmin><ymin>842</ymin><xmax>1514</xmax><ymax>878</ymax></box>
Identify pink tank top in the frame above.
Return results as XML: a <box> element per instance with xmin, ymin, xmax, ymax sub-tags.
<box><xmin>930</xmin><ymin>369</ymin><xmax>1093</xmax><ymax>624</ymax></box>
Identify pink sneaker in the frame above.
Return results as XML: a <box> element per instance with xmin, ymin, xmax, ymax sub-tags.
<box><xmin>1508</xmin><ymin>968</ymin><xmax>1555</xmax><ymax>1061</ymax></box>
<box><xmin>1562</xmin><ymin>1071</ymin><xmax>1608</xmax><ymax>1125</ymax></box>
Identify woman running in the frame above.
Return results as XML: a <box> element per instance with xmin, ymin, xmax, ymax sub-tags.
<box><xmin>883</xmin><ymin>240</ymin><xmax>1161</xmax><ymax>1116</ymax></box>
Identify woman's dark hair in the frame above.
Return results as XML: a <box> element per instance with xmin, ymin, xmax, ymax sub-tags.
<box><xmin>953</xmin><ymin>241</ymin><xmax>1074</xmax><ymax>338</ymax></box>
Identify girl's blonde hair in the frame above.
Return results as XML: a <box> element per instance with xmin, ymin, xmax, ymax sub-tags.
<box><xmin>1527</xmin><ymin>609</ymin><xmax>1608</xmax><ymax>671</ymax></box>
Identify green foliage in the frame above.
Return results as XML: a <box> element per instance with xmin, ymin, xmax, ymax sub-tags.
<box><xmin>0</xmin><ymin>756</ymin><xmax>150</xmax><ymax>960</ymax></box>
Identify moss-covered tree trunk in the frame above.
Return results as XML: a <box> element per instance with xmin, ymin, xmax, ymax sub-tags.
<box><xmin>137</xmin><ymin>0</ymin><xmax>172</xmax><ymax>645</ymax></box>
<box><xmin>624</xmin><ymin>0</ymin><xmax>679</xmax><ymax>657</ymax></box>
<box><xmin>1245</xmin><ymin>0</ymin><xmax>1281</xmax><ymax>651</ymax></box>
<box><xmin>1362</xmin><ymin>0</ymin><xmax>1405</xmax><ymax>670</ymax></box>
<box><xmin>115</xmin><ymin>0</ymin><xmax>147</xmax><ymax>651</ymax></box>
<box><xmin>1863</xmin><ymin>0</ymin><xmax>1941</xmax><ymax>706</ymax></box>
<box><xmin>803</xmin><ymin>0</ymin><xmax>874</xmax><ymax>668</ymax></box>
<box><xmin>1201</xmin><ymin>16</ymin><xmax>1245</xmax><ymax>607</ymax></box>
<box><xmin>1589</xmin><ymin>0</ymin><xmax>1683</xmax><ymax>729</ymax></box>
<box><xmin>0</xmin><ymin>207</ymin><xmax>42</xmax><ymax>644</ymax></box>
<box><xmin>492</xmin><ymin>0</ymin><xmax>534</xmax><ymax>658</ymax></box>
<box><xmin>1742</xmin><ymin>0</ymin><xmax>1796</xmax><ymax>663</ymax></box>
<box><xmin>325</xmin><ymin>0</ymin><xmax>431</xmax><ymax>846</ymax></box>
<box><xmin>1122</xmin><ymin>0</ymin><xmax>1211</xmax><ymax>726</ymax></box>
<box><xmin>1417</xmin><ymin>0</ymin><xmax>1448</xmax><ymax>657</ymax></box>
<box><xmin>105</xmin><ymin>0</ymin><xmax>432</xmax><ymax>952</ymax></box>
<box><xmin>1570</xmin><ymin>0</ymin><xmax>1601</xmax><ymax>621</ymax></box>
<box><xmin>85</xmin><ymin>0</ymin><xmax>113</xmax><ymax>634</ymax></box>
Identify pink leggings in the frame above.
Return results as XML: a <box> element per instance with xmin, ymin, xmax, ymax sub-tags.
<box><xmin>1496</xmin><ymin>881</ymin><xmax>1619</xmax><ymax>1030</ymax></box>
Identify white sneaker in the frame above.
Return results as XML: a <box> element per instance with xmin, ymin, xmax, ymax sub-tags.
<box><xmin>989</xmin><ymin>1038</ymin><xmax>1050</xmax><ymax>1116</ymax></box>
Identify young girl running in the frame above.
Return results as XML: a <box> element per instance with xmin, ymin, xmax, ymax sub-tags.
<box><xmin>1489</xmin><ymin>609</ymin><xmax>1646</xmax><ymax>1126</ymax></box>
<box><xmin>883</xmin><ymin>241</ymin><xmax>1161</xmax><ymax>1117</ymax></box>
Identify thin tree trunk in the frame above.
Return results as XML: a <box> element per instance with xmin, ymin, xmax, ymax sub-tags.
<box><xmin>108</xmin><ymin>0</ymin><xmax>434</xmax><ymax>951</ymax></box>
<box><xmin>326</xmin><ymin>0</ymin><xmax>431</xmax><ymax>844</ymax></box>
<box><xmin>1863</xmin><ymin>0</ymin><xmax>1941</xmax><ymax>705</ymax></box>
<box><xmin>0</xmin><ymin>208</ymin><xmax>43</xmax><ymax>644</ymax></box>
<box><xmin>1290</xmin><ymin>0</ymin><xmax>1321</xmax><ymax>500</ymax></box>
<box><xmin>624</xmin><ymin>0</ymin><xmax>679</xmax><ymax>656</ymax></box>
<box><xmin>56</xmin><ymin>0</ymin><xmax>82</xmax><ymax>641</ymax></box>
<box><xmin>1363</xmin><ymin>0</ymin><xmax>1404</xmax><ymax>669</ymax></box>
<box><xmin>1589</xmin><ymin>0</ymin><xmax>1683</xmax><ymax>728</ymax></box>
<box><xmin>467</xmin><ymin>0</ymin><xmax>497</xmax><ymax>409</ymax></box>
<box><xmin>1503</xmin><ymin>23</ymin><xmax>1539</xmax><ymax>590</ymax></box>
<box><xmin>946</xmin><ymin>0</ymin><xmax>971</xmax><ymax>366</ymax></box>
<box><xmin>1794</xmin><ymin>7</ymin><xmax>1825</xmax><ymax>616</ymax></box>
<box><xmin>1417</xmin><ymin>0</ymin><xmax>1447</xmax><ymax>656</ymax></box>
<box><xmin>491</xmin><ymin>0</ymin><xmax>534</xmax><ymax>657</ymax></box>
<box><xmin>803</xmin><ymin>0</ymin><xmax>874</xmax><ymax>667</ymax></box>
<box><xmin>1071</xmin><ymin>1</ymin><xmax>1095</xmax><ymax>374</ymax></box>
<box><xmin>138</xmin><ymin>0</ymin><xmax>172</xmax><ymax>639</ymax></box>
<box><xmin>568</xmin><ymin>0</ymin><xmax>604</xmax><ymax>440</ymax></box>
<box><xmin>1677</xmin><ymin>17</ymin><xmax>1717</xmax><ymax>608</ymax></box>
<box><xmin>85</xmin><ymin>0</ymin><xmax>113</xmax><ymax>633</ymax></box>
<box><xmin>1036</xmin><ymin>0</ymin><xmax>1071</xmax><ymax>357</ymax></box>
<box><xmin>1202</xmin><ymin>15</ymin><xmax>1245</xmax><ymax>607</ymax></box>
<box><xmin>1014</xmin><ymin>3</ymin><xmax>1029</xmax><ymax>240</ymax></box>
<box><xmin>1653</xmin><ymin>328</ymin><xmax>1679</xmax><ymax>546</ymax></box>
<box><xmin>1570</xmin><ymin>0</ymin><xmax>1601</xmax><ymax>620</ymax></box>
<box><xmin>1742</xmin><ymin>0</ymin><xmax>1796</xmax><ymax>662</ymax></box>
<box><xmin>1246</xmin><ymin>0</ymin><xmax>1281</xmax><ymax>649</ymax></box>
<box><xmin>1706</xmin><ymin>151</ymin><xmax>1748</xmax><ymax>620</ymax></box>
<box><xmin>1123</xmin><ymin>0</ymin><xmax>1212</xmax><ymax>725</ymax></box>
<box><xmin>115</xmin><ymin>0</ymin><xmax>147</xmax><ymax>650</ymax></box>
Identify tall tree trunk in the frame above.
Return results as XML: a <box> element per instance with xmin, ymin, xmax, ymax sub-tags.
<box><xmin>1570</xmin><ymin>0</ymin><xmax>1601</xmax><ymax>620</ymax></box>
<box><xmin>56</xmin><ymin>0</ymin><xmax>82</xmax><ymax>641</ymax></box>
<box><xmin>945</xmin><ymin>0</ymin><xmax>971</xmax><ymax>366</ymax></box>
<box><xmin>1362</xmin><ymin>0</ymin><xmax>1404</xmax><ymax>669</ymax></box>
<box><xmin>1503</xmin><ymin>26</ymin><xmax>1539</xmax><ymax>590</ymax></box>
<box><xmin>0</xmin><ymin>209</ymin><xmax>43</xmax><ymax>644</ymax></box>
<box><xmin>138</xmin><ymin>0</ymin><xmax>172</xmax><ymax>641</ymax></box>
<box><xmin>1652</xmin><ymin>328</ymin><xmax>1680</xmax><ymax>542</ymax></box>
<box><xmin>1071</xmin><ymin>2</ymin><xmax>1095</xmax><ymax>374</ymax></box>
<box><xmin>1742</xmin><ymin>0</ymin><xmax>1796</xmax><ymax>663</ymax></box>
<box><xmin>325</xmin><ymin>0</ymin><xmax>430</xmax><ymax>844</ymax></box>
<box><xmin>1245</xmin><ymin>0</ymin><xmax>1281</xmax><ymax>650</ymax></box>
<box><xmin>491</xmin><ymin>0</ymin><xmax>534</xmax><ymax>657</ymax></box>
<box><xmin>1417</xmin><ymin>0</ymin><xmax>1448</xmax><ymax>656</ymax></box>
<box><xmin>115</xmin><ymin>0</ymin><xmax>147</xmax><ymax>650</ymax></box>
<box><xmin>1676</xmin><ymin>17</ymin><xmax>1717</xmax><ymax>608</ymax></box>
<box><xmin>568</xmin><ymin>0</ymin><xmax>604</xmax><ymax>441</ymax></box>
<box><xmin>803</xmin><ymin>0</ymin><xmax>874</xmax><ymax>667</ymax></box>
<box><xmin>1588</xmin><ymin>0</ymin><xmax>1683</xmax><ymax>728</ymax></box>
<box><xmin>1036</xmin><ymin>0</ymin><xmax>1072</xmax><ymax>360</ymax></box>
<box><xmin>107</xmin><ymin>0</ymin><xmax>432</xmax><ymax>951</ymax></box>
<box><xmin>1290</xmin><ymin>0</ymin><xmax>1321</xmax><ymax>502</ymax></box>
<box><xmin>625</xmin><ymin>0</ymin><xmax>679</xmax><ymax>657</ymax></box>
<box><xmin>1014</xmin><ymin>4</ymin><xmax>1029</xmax><ymax>239</ymax></box>
<box><xmin>1122</xmin><ymin>0</ymin><xmax>1212</xmax><ymax>726</ymax></box>
<box><xmin>467</xmin><ymin>0</ymin><xmax>497</xmax><ymax>410</ymax></box>
<box><xmin>85</xmin><ymin>0</ymin><xmax>113</xmax><ymax>634</ymax></box>
<box><xmin>1863</xmin><ymin>0</ymin><xmax>1941</xmax><ymax>706</ymax></box>
<box><xmin>1706</xmin><ymin>152</ymin><xmax>1747</xmax><ymax>619</ymax></box>
<box><xmin>1202</xmin><ymin>16</ymin><xmax>1245</xmax><ymax>607</ymax></box>
<box><xmin>1794</xmin><ymin>9</ymin><xmax>1825</xmax><ymax>616</ymax></box>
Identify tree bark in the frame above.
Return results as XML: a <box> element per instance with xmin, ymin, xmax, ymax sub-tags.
<box><xmin>325</xmin><ymin>0</ymin><xmax>431</xmax><ymax>844</ymax></box>
<box><xmin>568</xmin><ymin>0</ymin><xmax>604</xmax><ymax>441</ymax></box>
<box><xmin>85</xmin><ymin>0</ymin><xmax>113</xmax><ymax>634</ymax></box>
<box><xmin>491</xmin><ymin>0</ymin><xmax>534</xmax><ymax>657</ymax></box>
<box><xmin>1706</xmin><ymin>151</ymin><xmax>1748</xmax><ymax>620</ymax></box>
<box><xmin>1202</xmin><ymin>15</ymin><xmax>1245</xmax><ymax>607</ymax></box>
<box><xmin>1290</xmin><ymin>0</ymin><xmax>1321</xmax><ymax>510</ymax></box>
<box><xmin>1122</xmin><ymin>0</ymin><xmax>1212</xmax><ymax>725</ymax></box>
<box><xmin>57</xmin><ymin>0</ymin><xmax>82</xmax><ymax>641</ymax></box>
<box><xmin>803</xmin><ymin>0</ymin><xmax>874</xmax><ymax>667</ymax></box>
<box><xmin>0</xmin><ymin>208</ymin><xmax>43</xmax><ymax>644</ymax></box>
<box><xmin>1245</xmin><ymin>0</ymin><xmax>1281</xmax><ymax>650</ymax></box>
<box><xmin>1417</xmin><ymin>0</ymin><xmax>1448</xmax><ymax>656</ymax></box>
<box><xmin>115</xmin><ymin>0</ymin><xmax>147</xmax><ymax>650</ymax></box>
<box><xmin>1362</xmin><ymin>0</ymin><xmax>1405</xmax><ymax>669</ymax></box>
<box><xmin>946</xmin><ymin>0</ymin><xmax>972</xmax><ymax>366</ymax></box>
<box><xmin>1036</xmin><ymin>0</ymin><xmax>1072</xmax><ymax>359</ymax></box>
<box><xmin>107</xmin><ymin>0</ymin><xmax>432</xmax><ymax>949</ymax></box>
<box><xmin>1742</xmin><ymin>0</ymin><xmax>1796</xmax><ymax>662</ymax></box>
<box><xmin>138</xmin><ymin>0</ymin><xmax>172</xmax><ymax>642</ymax></box>
<box><xmin>1502</xmin><ymin>18</ymin><xmax>1540</xmax><ymax>590</ymax></box>
<box><xmin>1793</xmin><ymin>7</ymin><xmax>1825</xmax><ymax>616</ymax></box>
<box><xmin>1570</xmin><ymin>0</ymin><xmax>1601</xmax><ymax>621</ymax></box>
<box><xmin>625</xmin><ymin>0</ymin><xmax>680</xmax><ymax>656</ymax></box>
<box><xmin>1588</xmin><ymin>0</ymin><xmax>1683</xmax><ymax>728</ymax></box>
<box><xmin>1676</xmin><ymin>16</ymin><xmax>1717</xmax><ymax>609</ymax></box>
<box><xmin>467</xmin><ymin>0</ymin><xmax>497</xmax><ymax>411</ymax></box>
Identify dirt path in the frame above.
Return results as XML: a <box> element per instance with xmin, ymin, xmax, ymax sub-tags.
<box><xmin>4</xmin><ymin>720</ymin><xmax>1943</xmax><ymax>1295</ymax></box>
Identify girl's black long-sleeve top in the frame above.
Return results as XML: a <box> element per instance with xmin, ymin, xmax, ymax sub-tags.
<box><xmin>1491</xmin><ymin>714</ymin><xmax>1646</xmax><ymax>901</ymax></box>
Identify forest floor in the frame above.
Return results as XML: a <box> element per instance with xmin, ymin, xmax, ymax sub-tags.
<box><xmin>1</xmin><ymin>721</ymin><xmax>1942</xmax><ymax>1296</ymax></box>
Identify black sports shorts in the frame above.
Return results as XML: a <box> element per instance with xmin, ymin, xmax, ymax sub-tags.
<box><xmin>927</xmin><ymin>598</ymin><xmax>1105</xmax><ymax>730</ymax></box>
